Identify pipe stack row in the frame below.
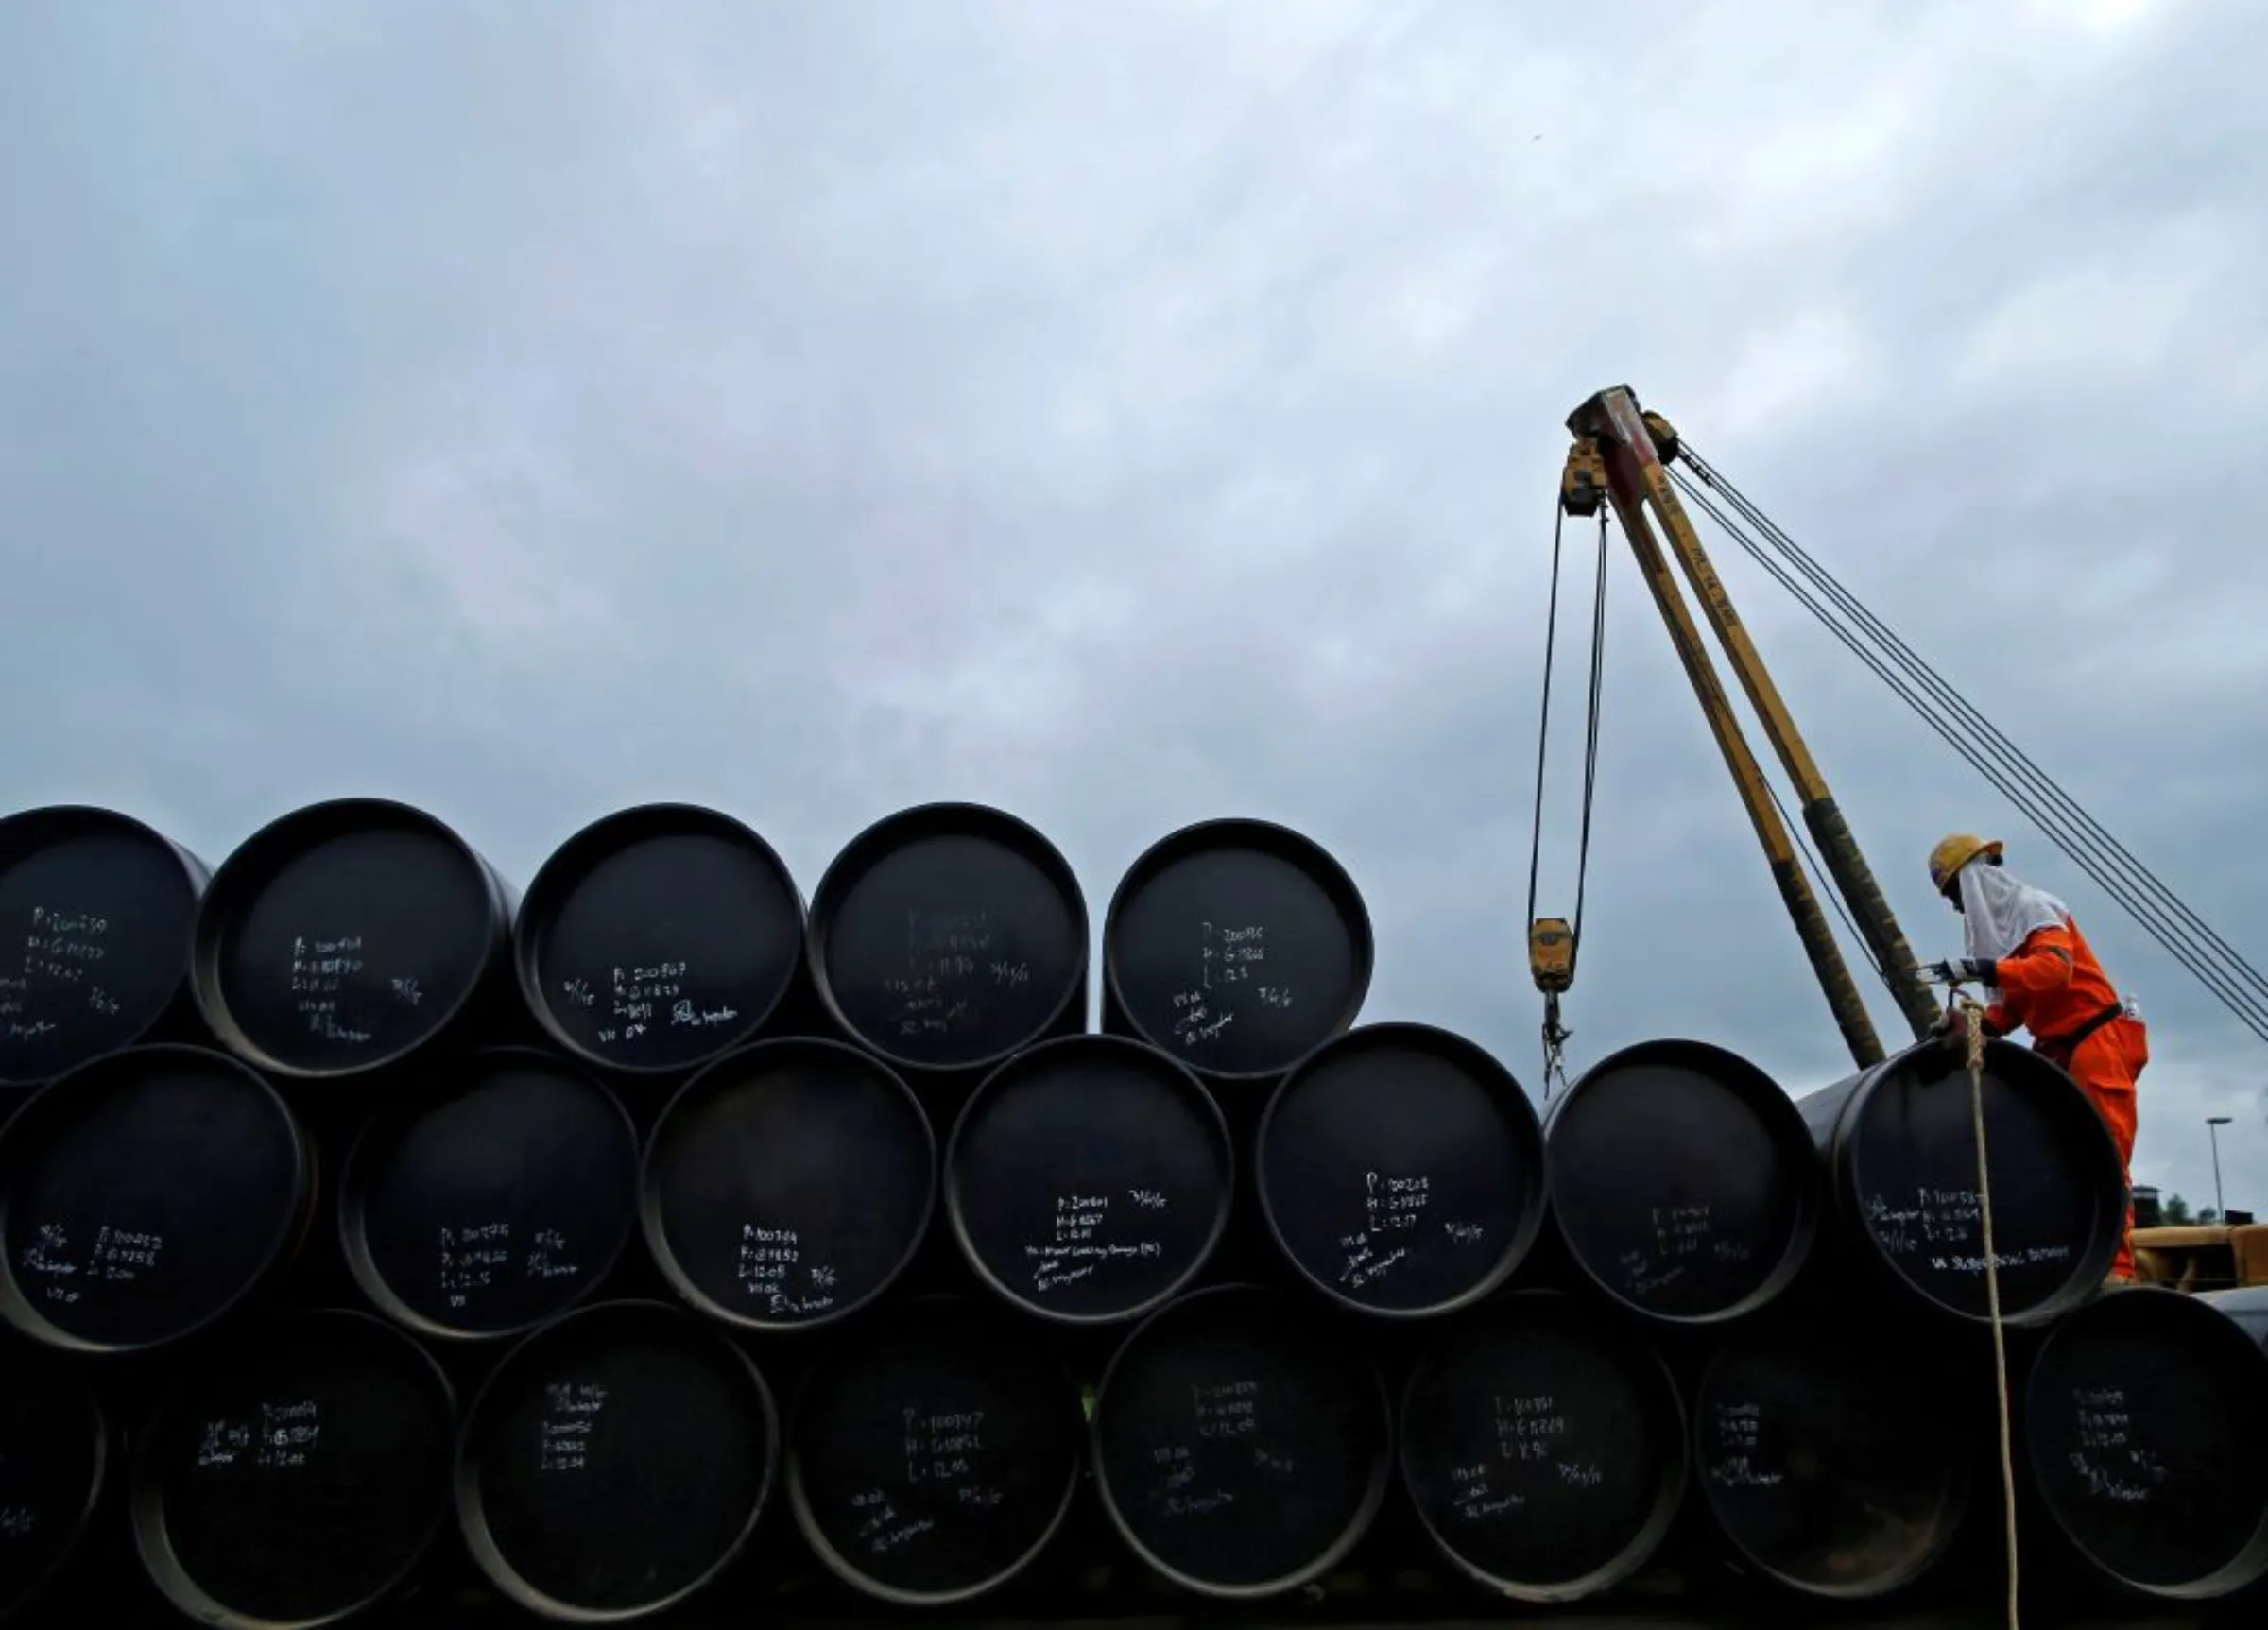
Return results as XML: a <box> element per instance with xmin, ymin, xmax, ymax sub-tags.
<box><xmin>2</xmin><ymin>797</ymin><xmax>2265</xmax><ymax>1628</ymax></box>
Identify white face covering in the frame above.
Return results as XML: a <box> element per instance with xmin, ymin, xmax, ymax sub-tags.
<box><xmin>1958</xmin><ymin>862</ymin><xmax>2071</xmax><ymax>968</ymax></box>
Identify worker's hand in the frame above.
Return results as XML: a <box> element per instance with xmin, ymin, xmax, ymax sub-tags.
<box><xmin>1923</xmin><ymin>957</ymin><xmax>1995</xmax><ymax>987</ymax></box>
<box><xmin>1931</xmin><ymin>1005</ymin><xmax>1982</xmax><ymax>1056</ymax></box>
<box><xmin>1931</xmin><ymin>1002</ymin><xmax>2002</xmax><ymax>1050</ymax></box>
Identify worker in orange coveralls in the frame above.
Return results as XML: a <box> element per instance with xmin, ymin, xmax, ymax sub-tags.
<box><xmin>1923</xmin><ymin>833</ymin><xmax>2149</xmax><ymax>1283</ymax></box>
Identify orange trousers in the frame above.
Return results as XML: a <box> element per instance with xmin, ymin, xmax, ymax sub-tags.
<box><xmin>2043</xmin><ymin>1017</ymin><xmax>2147</xmax><ymax>1280</ymax></box>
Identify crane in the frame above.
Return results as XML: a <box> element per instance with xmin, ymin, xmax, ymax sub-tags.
<box><xmin>1525</xmin><ymin>384</ymin><xmax>2268</xmax><ymax>1081</ymax></box>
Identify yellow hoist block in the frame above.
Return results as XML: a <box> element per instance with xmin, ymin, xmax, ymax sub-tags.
<box><xmin>1641</xmin><ymin>409</ymin><xmax>1680</xmax><ymax>464</ymax></box>
<box><xmin>1529</xmin><ymin>917</ymin><xmax>1574</xmax><ymax>994</ymax></box>
<box><xmin>1560</xmin><ymin>440</ymin><xmax>1606</xmax><ymax>518</ymax></box>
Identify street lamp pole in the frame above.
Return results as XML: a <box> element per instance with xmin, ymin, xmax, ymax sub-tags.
<box><xmin>2208</xmin><ymin>1115</ymin><xmax>2233</xmax><ymax>1220</ymax></box>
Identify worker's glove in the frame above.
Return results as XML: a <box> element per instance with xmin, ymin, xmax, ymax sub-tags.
<box><xmin>1924</xmin><ymin>957</ymin><xmax>1995</xmax><ymax>987</ymax></box>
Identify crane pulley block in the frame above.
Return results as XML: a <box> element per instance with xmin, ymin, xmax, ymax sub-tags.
<box><xmin>1529</xmin><ymin>916</ymin><xmax>1575</xmax><ymax>994</ymax></box>
<box><xmin>1640</xmin><ymin>409</ymin><xmax>1681</xmax><ymax>465</ymax></box>
<box><xmin>1566</xmin><ymin>386</ymin><xmax>1681</xmax><ymax>467</ymax></box>
<box><xmin>1560</xmin><ymin>439</ymin><xmax>1606</xmax><ymax>518</ymax></box>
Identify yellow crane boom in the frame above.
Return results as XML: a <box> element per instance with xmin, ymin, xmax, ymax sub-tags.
<box><xmin>1543</xmin><ymin>386</ymin><xmax>1939</xmax><ymax>1071</ymax></box>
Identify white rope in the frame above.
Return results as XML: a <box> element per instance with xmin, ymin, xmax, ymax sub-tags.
<box><xmin>1962</xmin><ymin>1001</ymin><xmax>2020</xmax><ymax>1630</ymax></box>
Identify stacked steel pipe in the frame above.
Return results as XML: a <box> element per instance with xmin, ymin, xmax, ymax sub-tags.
<box><xmin>0</xmin><ymin>797</ymin><xmax>2260</xmax><ymax>1629</ymax></box>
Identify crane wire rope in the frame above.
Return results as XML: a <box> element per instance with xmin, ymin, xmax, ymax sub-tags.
<box><xmin>1524</xmin><ymin>504</ymin><xmax>1611</xmax><ymax>1096</ymax></box>
<box><xmin>1523</xmin><ymin>499</ymin><xmax>1571</xmax><ymax>942</ymax></box>
<box><xmin>1674</xmin><ymin>444</ymin><xmax>2268</xmax><ymax>1031</ymax></box>
<box><xmin>1680</xmin><ymin>439</ymin><xmax>2268</xmax><ymax>1015</ymax></box>
<box><xmin>1679</xmin><ymin>462</ymin><xmax>2268</xmax><ymax>1040</ymax></box>
<box><xmin>1667</xmin><ymin>461</ymin><xmax>2268</xmax><ymax>1045</ymax></box>
<box><xmin>1574</xmin><ymin>510</ymin><xmax>1610</xmax><ymax>948</ymax></box>
<box><xmin>1668</xmin><ymin>467</ymin><xmax>2253</xmax><ymax>1011</ymax></box>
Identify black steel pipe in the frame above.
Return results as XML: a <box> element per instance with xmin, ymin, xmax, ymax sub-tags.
<box><xmin>1399</xmin><ymin>1288</ymin><xmax>1687</xmax><ymax>1603</ymax></box>
<box><xmin>0</xmin><ymin>803</ymin><xmax>209</xmax><ymax>1092</ymax></box>
<box><xmin>1692</xmin><ymin>1311</ymin><xmax>1972</xmax><ymax>1599</ymax></box>
<box><xmin>128</xmin><ymin>1307</ymin><xmax>455</xmax><ymax>1629</ymax></box>
<box><xmin>641</xmin><ymin>1037</ymin><xmax>936</xmax><ymax>1334</ymax></box>
<box><xmin>513</xmin><ymin>802</ymin><xmax>812</xmax><ymax>1077</ymax></box>
<box><xmin>1544</xmin><ymin>1038</ymin><xmax>1819</xmax><ymax>1326</ymax></box>
<box><xmin>340</xmin><ymin>1045</ymin><xmax>640</xmax><ymax>1343</ymax></box>
<box><xmin>1796</xmin><ymin>1037</ymin><xmax>2125</xmax><ymax>1326</ymax></box>
<box><xmin>944</xmin><ymin>1033</ymin><xmax>1231</xmax><ymax>1327</ymax></box>
<box><xmin>0</xmin><ymin>1043</ymin><xmax>314</xmax><ymax>1356</ymax></box>
<box><xmin>784</xmin><ymin>1294</ymin><xmax>1084</xmax><ymax>1607</ymax></box>
<box><xmin>190</xmin><ymin>797</ymin><xmax>518</xmax><ymax>1084</ymax></box>
<box><xmin>1254</xmin><ymin>1022</ymin><xmax>1546</xmax><ymax>1319</ymax></box>
<box><xmin>1101</xmin><ymin>816</ymin><xmax>1372</xmax><ymax>1087</ymax></box>
<box><xmin>807</xmin><ymin>802</ymin><xmax>1088</xmax><ymax>1083</ymax></box>
<box><xmin>1090</xmin><ymin>1283</ymin><xmax>1392</xmax><ymax>1600</ymax></box>
<box><xmin>455</xmin><ymin>1298</ymin><xmax>779</xmax><ymax>1623</ymax></box>
<box><xmin>2025</xmin><ymin>1284</ymin><xmax>2268</xmax><ymax>1601</ymax></box>
<box><xmin>0</xmin><ymin>1354</ymin><xmax>106</xmax><ymax>1621</ymax></box>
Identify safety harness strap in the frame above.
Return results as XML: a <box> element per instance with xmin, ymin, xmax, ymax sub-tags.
<box><xmin>2035</xmin><ymin>1001</ymin><xmax>2128</xmax><ymax>1069</ymax></box>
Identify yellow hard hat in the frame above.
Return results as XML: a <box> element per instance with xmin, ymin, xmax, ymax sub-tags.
<box><xmin>1929</xmin><ymin>832</ymin><xmax>2003</xmax><ymax>896</ymax></box>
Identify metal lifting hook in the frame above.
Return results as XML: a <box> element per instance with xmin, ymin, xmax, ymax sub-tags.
<box><xmin>1540</xmin><ymin>990</ymin><xmax>1572</xmax><ymax>1101</ymax></box>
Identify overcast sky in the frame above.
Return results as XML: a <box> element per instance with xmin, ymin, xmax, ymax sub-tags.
<box><xmin>6</xmin><ymin>0</ymin><xmax>2266</xmax><ymax>1211</ymax></box>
